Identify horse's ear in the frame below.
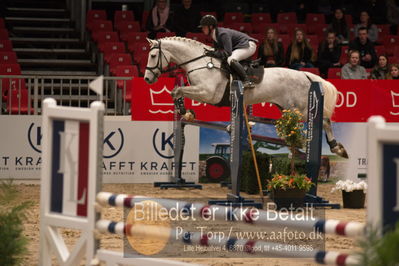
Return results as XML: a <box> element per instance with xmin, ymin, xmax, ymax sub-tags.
<box><xmin>146</xmin><ymin>38</ymin><xmax>155</xmax><ymax>46</ymax></box>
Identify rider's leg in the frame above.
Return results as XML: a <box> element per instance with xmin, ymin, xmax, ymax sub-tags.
<box><xmin>227</xmin><ymin>41</ymin><xmax>257</xmax><ymax>89</ymax></box>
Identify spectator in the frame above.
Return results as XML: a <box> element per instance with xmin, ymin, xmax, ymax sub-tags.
<box><xmin>349</xmin><ymin>27</ymin><xmax>377</xmax><ymax>68</ymax></box>
<box><xmin>387</xmin><ymin>64</ymin><xmax>399</xmax><ymax>79</ymax></box>
<box><xmin>341</xmin><ymin>50</ymin><xmax>367</xmax><ymax>79</ymax></box>
<box><xmin>286</xmin><ymin>29</ymin><xmax>315</xmax><ymax>70</ymax></box>
<box><xmin>146</xmin><ymin>0</ymin><xmax>173</xmax><ymax>39</ymax></box>
<box><xmin>258</xmin><ymin>28</ymin><xmax>285</xmax><ymax>67</ymax></box>
<box><xmin>353</xmin><ymin>11</ymin><xmax>378</xmax><ymax>43</ymax></box>
<box><xmin>328</xmin><ymin>8</ymin><xmax>349</xmax><ymax>44</ymax></box>
<box><xmin>371</xmin><ymin>55</ymin><xmax>389</xmax><ymax>79</ymax></box>
<box><xmin>317</xmin><ymin>31</ymin><xmax>341</xmax><ymax>77</ymax></box>
<box><xmin>172</xmin><ymin>0</ymin><xmax>201</xmax><ymax>37</ymax></box>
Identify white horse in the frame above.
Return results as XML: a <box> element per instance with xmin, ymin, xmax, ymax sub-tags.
<box><xmin>144</xmin><ymin>37</ymin><xmax>348</xmax><ymax>158</ymax></box>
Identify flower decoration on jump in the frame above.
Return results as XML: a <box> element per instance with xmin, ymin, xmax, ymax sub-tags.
<box><xmin>268</xmin><ymin>173</ymin><xmax>313</xmax><ymax>192</ymax></box>
<box><xmin>275</xmin><ymin>108</ymin><xmax>306</xmax><ymax>175</ymax></box>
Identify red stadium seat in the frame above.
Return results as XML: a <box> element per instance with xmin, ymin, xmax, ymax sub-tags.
<box><xmin>87</xmin><ymin>10</ymin><xmax>107</xmax><ymax>22</ymax></box>
<box><xmin>98</xmin><ymin>42</ymin><xmax>126</xmax><ymax>62</ymax></box>
<box><xmin>86</xmin><ymin>10</ymin><xmax>107</xmax><ymax>30</ymax></box>
<box><xmin>277</xmin><ymin>12</ymin><xmax>297</xmax><ymax>24</ymax></box>
<box><xmin>114</xmin><ymin>10</ymin><xmax>135</xmax><ymax>25</ymax></box>
<box><xmin>128</xmin><ymin>41</ymin><xmax>150</xmax><ymax>63</ymax></box>
<box><xmin>113</xmin><ymin>65</ymin><xmax>139</xmax><ymax>77</ymax></box>
<box><xmin>223</xmin><ymin>12</ymin><xmax>244</xmax><ymax>24</ymax></box>
<box><xmin>305</xmin><ymin>13</ymin><xmax>326</xmax><ymax>25</ymax></box>
<box><xmin>156</xmin><ymin>32</ymin><xmax>176</xmax><ymax>39</ymax></box>
<box><xmin>0</xmin><ymin>63</ymin><xmax>24</xmax><ymax>101</ymax></box>
<box><xmin>186</xmin><ymin>32</ymin><xmax>208</xmax><ymax>44</ymax></box>
<box><xmin>88</xmin><ymin>20</ymin><xmax>113</xmax><ymax>32</ymax></box>
<box><xmin>229</xmin><ymin>22</ymin><xmax>253</xmax><ymax>34</ymax></box>
<box><xmin>252</xmin><ymin>23</ymin><xmax>277</xmax><ymax>34</ymax></box>
<box><xmin>107</xmin><ymin>53</ymin><xmax>132</xmax><ymax>74</ymax></box>
<box><xmin>306</xmin><ymin>35</ymin><xmax>319</xmax><ymax>49</ymax></box>
<box><xmin>374</xmin><ymin>45</ymin><xmax>386</xmax><ymax>56</ymax></box>
<box><xmin>301</xmin><ymin>68</ymin><xmax>320</xmax><ymax>75</ymax></box>
<box><xmin>121</xmin><ymin>31</ymin><xmax>147</xmax><ymax>43</ymax></box>
<box><xmin>376</xmin><ymin>24</ymin><xmax>391</xmax><ymax>41</ymax></box>
<box><xmin>251</xmin><ymin>13</ymin><xmax>272</xmax><ymax>24</ymax></box>
<box><xmin>339</xmin><ymin>46</ymin><xmax>349</xmax><ymax>65</ymax></box>
<box><xmin>345</xmin><ymin>14</ymin><xmax>353</xmax><ymax>27</ymax></box>
<box><xmin>141</xmin><ymin>10</ymin><xmax>149</xmax><ymax>31</ymax></box>
<box><xmin>0</xmin><ymin>51</ymin><xmax>17</xmax><ymax>64</ymax></box>
<box><xmin>306</xmin><ymin>23</ymin><xmax>327</xmax><ymax>37</ymax></box>
<box><xmin>7</xmin><ymin>88</ymin><xmax>33</xmax><ymax>114</ymax></box>
<box><xmin>0</xmin><ymin>29</ymin><xmax>9</xmax><ymax>40</ymax></box>
<box><xmin>113</xmin><ymin>65</ymin><xmax>139</xmax><ymax>99</ymax></box>
<box><xmin>328</xmin><ymin>68</ymin><xmax>342</xmax><ymax>79</ymax></box>
<box><xmin>279</xmin><ymin>24</ymin><xmax>307</xmax><ymax>36</ymax></box>
<box><xmin>277</xmin><ymin>34</ymin><xmax>292</xmax><ymax>50</ymax></box>
<box><xmin>92</xmin><ymin>31</ymin><xmax>119</xmax><ymax>43</ymax></box>
<box><xmin>249</xmin><ymin>33</ymin><xmax>264</xmax><ymax>43</ymax></box>
<box><xmin>383</xmin><ymin>35</ymin><xmax>399</xmax><ymax>56</ymax></box>
<box><xmin>115</xmin><ymin>21</ymin><xmax>140</xmax><ymax>33</ymax></box>
<box><xmin>0</xmin><ymin>40</ymin><xmax>12</xmax><ymax>51</ymax></box>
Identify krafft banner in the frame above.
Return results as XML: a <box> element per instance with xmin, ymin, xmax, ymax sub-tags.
<box><xmin>0</xmin><ymin>117</ymin><xmax>199</xmax><ymax>183</ymax></box>
<box><xmin>131</xmin><ymin>78</ymin><xmax>399</xmax><ymax>122</ymax></box>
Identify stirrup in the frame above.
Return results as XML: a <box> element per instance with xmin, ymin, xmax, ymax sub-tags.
<box><xmin>242</xmin><ymin>80</ymin><xmax>255</xmax><ymax>89</ymax></box>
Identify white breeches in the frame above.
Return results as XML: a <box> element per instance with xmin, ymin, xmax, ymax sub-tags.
<box><xmin>227</xmin><ymin>41</ymin><xmax>257</xmax><ymax>64</ymax></box>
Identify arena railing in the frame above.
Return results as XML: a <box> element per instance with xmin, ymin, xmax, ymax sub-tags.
<box><xmin>0</xmin><ymin>75</ymin><xmax>132</xmax><ymax>116</ymax></box>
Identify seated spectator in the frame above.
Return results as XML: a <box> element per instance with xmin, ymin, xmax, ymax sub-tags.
<box><xmin>371</xmin><ymin>55</ymin><xmax>389</xmax><ymax>79</ymax></box>
<box><xmin>286</xmin><ymin>29</ymin><xmax>314</xmax><ymax>70</ymax></box>
<box><xmin>387</xmin><ymin>63</ymin><xmax>399</xmax><ymax>79</ymax></box>
<box><xmin>172</xmin><ymin>0</ymin><xmax>201</xmax><ymax>37</ymax></box>
<box><xmin>341</xmin><ymin>50</ymin><xmax>367</xmax><ymax>79</ymax></box>
<box><xmin>317</xmin><ymin>31</ymin><xmax>341</xmax><ymax>77</ymax></box>
<box><xmin>353</xmin><ymin>11</ymin><xmax>378</xmax><ymax>43</ymax></box>
<box><xmin>146</xmin><ymin>0</ymin><xmax>173</xmax><ymax>39</ymax></box>
<box><xmin>328</xmin><ymin>8</ymin><xmax>349</xmax><ymax>44</ymax></box>
<box><xmin>258</xmin><ymin>27</ymin><xmax>285</xmax><ymax>67</ymax></box>
<box><xmin>387</xmin><ymin>0</ymin><xmax>399</xmax><ymax>35</ymax></box>
<box><xmin>349</xmin><ymin>27</ymin><xmax>377</xmax><ymax>68</ymax></box>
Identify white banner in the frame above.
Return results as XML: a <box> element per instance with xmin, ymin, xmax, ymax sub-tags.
<box><xmin>0</xmin><ymin>116</ymin><xmax>199</xmax><ymax>183</ymax></box>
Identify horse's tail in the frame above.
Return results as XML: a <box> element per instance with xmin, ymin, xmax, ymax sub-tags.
<box><xmin>302</xmin><ymin>72</ymin><xmax>337</xmax><ymax>119</ymax></box>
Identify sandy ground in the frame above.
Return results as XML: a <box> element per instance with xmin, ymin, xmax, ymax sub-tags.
<box><xmin>16</xmin><ymin>182</ymin><xmax>365</xmax><ymax>266</ymax></box>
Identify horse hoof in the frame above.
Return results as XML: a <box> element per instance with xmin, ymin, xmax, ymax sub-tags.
<box><xmin>331</xmin><ymin>143</ymin><xmax>349</xmax><ymax>159</ymax></box>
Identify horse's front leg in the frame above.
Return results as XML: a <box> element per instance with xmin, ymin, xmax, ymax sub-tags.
<box><xmin>171</xmin><ymin>85</ymin><xmax>209</xmax><ymax>102</ymax></box>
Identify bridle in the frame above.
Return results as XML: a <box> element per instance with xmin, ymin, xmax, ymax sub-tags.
<box><xmin>145</xmin><ymin>40</ymin><xmax>224</xmax><ymax>79</ymax></box>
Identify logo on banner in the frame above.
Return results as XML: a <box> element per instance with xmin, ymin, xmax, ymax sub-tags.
<box><xmin>149</xmin><ymin>86</ymin><xmax>174</xmax><ymax>114</ymax></box>
<box><xmin>103</xmin><ymin>128</ymin><xmax>124</xmax><ymax>159</ymax></box>
<box><xmin>390</xmin><ymin>91</ymin><xmax>399</xmax><ymax>116</ymax></box>
<box><xmin>28</xmin><ymin>123</ymin><xmax>42</xmax><ymax>153</ymax></box>
<box><xmin>152</xmin><ymin>128</ymin><xmax>174</xmax><ymax>159</ymax></box>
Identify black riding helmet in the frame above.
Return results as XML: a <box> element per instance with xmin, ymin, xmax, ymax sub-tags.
<box><xmin>198</xmin><ymin>15</ymin><xmax>217</xmax><ymax>28</ymax></box>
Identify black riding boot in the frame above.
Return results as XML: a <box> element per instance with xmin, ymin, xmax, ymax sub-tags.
<box><xmin>229</xmin><ymin>59</ymin><xmax>255</xmax><ymax>89</ymax></box>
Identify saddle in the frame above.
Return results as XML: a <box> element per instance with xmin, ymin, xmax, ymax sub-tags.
<box><xmin>216</xmin><ymin>58</ymin><xmax>264</xmax><ymax>107</ymax></box>
<box><xmin>241</xmin><ymin>59</ymin><xmax>265</xmax><ymax>84</ymax></box>
<box><xmin>221</xmin><ymin>58</ymin><xmax>265</xmax><ymax>84</ymax></box>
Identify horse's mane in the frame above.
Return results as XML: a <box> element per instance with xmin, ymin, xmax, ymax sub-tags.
<box><xmin>159</xmin><ymin>36</ymin><xmax>211</xmax><ymax>50</ymax></box>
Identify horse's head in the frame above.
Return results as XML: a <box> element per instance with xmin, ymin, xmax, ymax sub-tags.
<box><xmin>144</xmin><ymin>38</ymin><xmax>171</xmax><ymax>84</ymax></box>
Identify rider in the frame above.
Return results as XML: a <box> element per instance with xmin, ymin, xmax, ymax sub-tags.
<box><xmin>198</xmin><ymin>15</ymin><xmax>257</xmax><ymax>89</ymax></box>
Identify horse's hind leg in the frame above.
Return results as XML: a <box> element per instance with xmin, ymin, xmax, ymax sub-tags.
<box><xmin>323</xmin><ymin>118</ymin><xmax>349</xmax><ymax>158</ymax></box>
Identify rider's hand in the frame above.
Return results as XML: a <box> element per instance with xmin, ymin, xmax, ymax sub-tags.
<box><xmin>204</xmin><ymin>49</ymin><xmax>217</xmax><ymax>57</ymax></box>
